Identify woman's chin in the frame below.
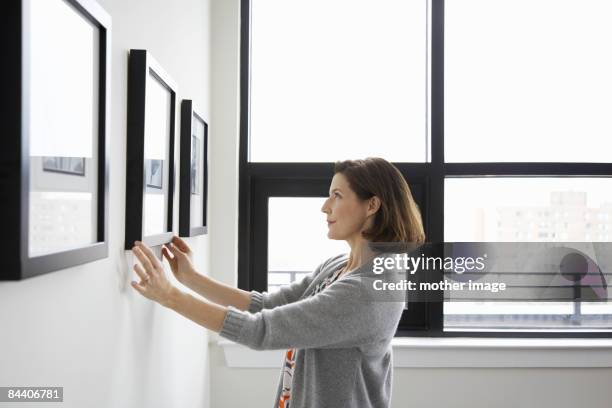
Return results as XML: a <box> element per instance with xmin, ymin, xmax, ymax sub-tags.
<box><xmin>327</xmin><ymin>231</ymin><xmax>342</xmax><ymax>240</ymax></box>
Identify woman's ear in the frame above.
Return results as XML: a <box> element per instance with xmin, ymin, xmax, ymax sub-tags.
<box><xmin>367</xmin><ymin>196</ymin><xmax>381</xmax><ymax>217</ymax></box>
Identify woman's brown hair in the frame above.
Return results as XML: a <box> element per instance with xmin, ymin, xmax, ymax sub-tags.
<box><xmin>334</xmin><ymin>157</ymin><xmax>426</xmax><ymax>244</ymax></box>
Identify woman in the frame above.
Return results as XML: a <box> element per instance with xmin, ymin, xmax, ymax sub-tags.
<box><xmin>131</xmin><ymin>157</ymin><xmax>425</xmax><ymax>408</ymax></box>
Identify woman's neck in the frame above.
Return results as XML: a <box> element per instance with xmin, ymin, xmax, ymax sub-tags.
<box><xmin>343</xmin><ymin>236</ymin><xmax>376</xmax><ymax>274</ymax></box>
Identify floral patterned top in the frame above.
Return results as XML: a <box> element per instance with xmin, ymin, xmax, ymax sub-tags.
<box><xmin>278</xmin><ymin>265</ymin><xmax>346</xmax><ymax>408</ymax></box>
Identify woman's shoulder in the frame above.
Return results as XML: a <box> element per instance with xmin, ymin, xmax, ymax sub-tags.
<box><xmin>308</xmin><ymin>253</ymin><xmax>349</xmax><ymax>281</ymax></box>
<box><xmin>319</xmin><ymin>253</ymin><xmax>349</xmax><ymax>273</ymax></box>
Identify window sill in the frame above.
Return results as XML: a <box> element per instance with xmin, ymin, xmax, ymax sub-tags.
<box><xmin>217</xmin><ymin>337</ymin><xmax>612</xmax><ymax>368</ymax></box>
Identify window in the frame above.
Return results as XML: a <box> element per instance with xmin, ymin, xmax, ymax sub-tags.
<box><xmin>267</xmin><ymin>197</ymin><xmax>348</xmax><ymax>293</ymax></box>
<box><xmin>445</xmin><ymin>178</ymin><xmax>612</xmax><ymax>332</ymax></box>
<box><xmin>249</xmin><ymin>0</ymin><xmax>428</xmax><ymax>162</ymax></box>
<box><xmin>239</xmin><ymin>0</ymin><xmax>612</xmax><ymax>338</ymax></box>
<box><xmin>445</xmin><ymin>0</ymin><xmax>612</xmax><ymax>163</ymax></box>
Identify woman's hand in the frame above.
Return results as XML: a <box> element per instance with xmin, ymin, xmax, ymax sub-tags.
<box><xmin>130</xmin><ymin>241</ymin><xmax>178</xmax><ymax>307</ymax></box>
<box><xmin>161</xmin><ymin>236</ymin><xmax>197</xmax><ymax>284</ymax></box>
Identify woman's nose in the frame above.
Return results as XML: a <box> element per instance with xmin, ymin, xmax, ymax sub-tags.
<box><xmin>321</xmin><ymin>198</ymin><xmax>330</xmax><ymax>213</ymax></box>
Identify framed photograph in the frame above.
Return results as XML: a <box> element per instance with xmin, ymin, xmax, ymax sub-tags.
<box><xmin>191</xmin><ymin>136</ymin><xmax>200</xmax><ymax>195</ymax></box>
<box><xmin>179</xmin><ymin>100</ymin><xmax>208</xmax><ymax>237</ymax></box>
<box><xmin>125</xmin><ymin>49</ymin><xmax>177</xmax><ymax>249</ymax></box>
<box><xmin>43</xmin><ymin>156</ymin><xmax>86</xmax><ymax>176</ymax></box>
<box><xmin>1</xmin><ymin>0</ymin><xmax>111</xmax><ymax>280</ymax></box>
<box><xmin>145</xmin><ymin>159</ymin><xmax>163</xmax><ymax>189</ymax></box>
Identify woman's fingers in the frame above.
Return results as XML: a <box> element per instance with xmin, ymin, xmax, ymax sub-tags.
<box><xmin>133</xmin><ymin>263</ymin><xmax>149</xmax><ymax>282</ymax></box>
<box><xmin>161</xmin><ymin>246</ymin><xmax>177</xmax><ymax>267</ymax></box>
<box><xmin>161</xmin><ymin>245</ymin><xmax>173</xmax><ymax>260</ymax></box>
<box><xmin>129</xmin><ymin>245</ymin><xmax>176</xmax><ymax>305</ymax></box>
<box><xmin>167</xmin><ymin>242</ymin><xmax>185</xmax><ymax>259</ymax></box>
<box><xmin>131</xmin><ymin>280</ymin><xmax>146</xmax><ymax>295</ymax></box>
<box><xmin>134</xmin><ymin>242</ymin><xmax>163</xmax><ymax>270</ymax></box>
<box><xmin>171</xmin><ymin>236</ymin><xmax>190</xmax><ymax>253</ymax></box>
<box><xmin>132</xmin><ymin>246</ymin><xmax>156</xmax><ymax>276</ymax></box>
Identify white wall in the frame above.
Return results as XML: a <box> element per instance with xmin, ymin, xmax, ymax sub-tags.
<box><xmin>0</xmin><ymin>1</ymin><xmax>211</xmax><ymax>407</ymax></box>
<box><xmin>207</xmin><ymin>1</ymin><xmax>612</xmax><ymax>407</ymax></box>
<box><xmin>208</xmin><ymin>1</ymin><xmax>246</xmax><ymax>405</ymax></box>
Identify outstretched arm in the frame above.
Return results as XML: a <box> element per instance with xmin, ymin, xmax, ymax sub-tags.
<box><xmin>130</xmin><ymin>240</ymin><xmax>374</xmax><ymax>347</ymax></box>
<box><xmin>180</xmin><ymin>270</ymin><xmax>253</xmax><ymax>312</ymax></box>
<box><xmin>162</xmin><ymin>236</ymin><xmax>335</xmax><ymax>312</ymax></box>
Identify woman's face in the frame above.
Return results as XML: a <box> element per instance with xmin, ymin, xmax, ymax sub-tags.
<box><xmin>321</xmin><ymin>173</ymin><xmax>376</xmax><ymax>241</ymax></box>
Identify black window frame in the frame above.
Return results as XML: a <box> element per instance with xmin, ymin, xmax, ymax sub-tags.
<box><xmin>238</xmin><ymin>0</ymin><xmax>612</xmax><ymax>338</ymax></box>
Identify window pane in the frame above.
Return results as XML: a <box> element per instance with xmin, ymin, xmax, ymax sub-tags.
<box><xmin>268</xmin><ymin>198</ymin><xmax>348</xmax><ymax>292</ymax></box>
<box><xmin>250</xmin><ymin>0</ymin><xmax>428</xmax><ymax>162</ymax></box>
<box><xmin>445</xmin><ymin>0</ymin><xmax>612</xmax><ymax>162</ymax></box>
<box><xmin>444</xmin><ymin>178</ymin><xmax>612</xmax><ymax>332</ymax></box>
<box><xmin>445</xmin><ymin>178</ymin><xmax>612</xmax><ymax>242</ymax></box>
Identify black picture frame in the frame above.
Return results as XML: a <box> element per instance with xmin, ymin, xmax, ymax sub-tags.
<box><xmin>125</xmin><ymin>49</ymin><xmax>177</xmax><ymax>249</ymax></box>
<box><xmin>1</xmin><ymin>0</ymin><xmax>111</xmax><ymax>280</ymax></box>
<box><xmin>179</xmin><ymin>100</ymin><xmax>208</xmax><ymax>237</ymax></box>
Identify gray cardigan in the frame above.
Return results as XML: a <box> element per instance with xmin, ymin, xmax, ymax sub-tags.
<box><xmin>219</xmin><ymin>253</ymin><xmax>405</xmax><ymax>408</ymax></box>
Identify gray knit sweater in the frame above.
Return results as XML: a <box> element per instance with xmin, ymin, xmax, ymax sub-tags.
<box><xmin>219</xmin><ymin>253</ymin><xmax>405</xmax><ymax>408</ymax></box>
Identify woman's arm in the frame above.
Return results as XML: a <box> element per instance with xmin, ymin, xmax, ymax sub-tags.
<box><xmin>180</xmin><ymin>272</ymin><xmax>252</xmax><ymax>312</ymax></box>
<box><xmin>217</xmin><ymin>275</ymin><xmax>405</xmax><ymax>351</ymax></box>
<box><xmin>131</xmin><ymin>241</ymin><xmax>403</xmax><ymax>349</ymax></box>
<box><xmin>179</xmin><ymin>263</ymin><xmax>321</xmax><ymax>313</ymax></box>
<box><xmin>164</xmin><ymin>286</ymin><xmax>228</xmax><ymax>333</ymax></box>
<box><xmin>163</xmin><ymin>236</ymin><xmax>337</xmax><ymax>312</ymax></box>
